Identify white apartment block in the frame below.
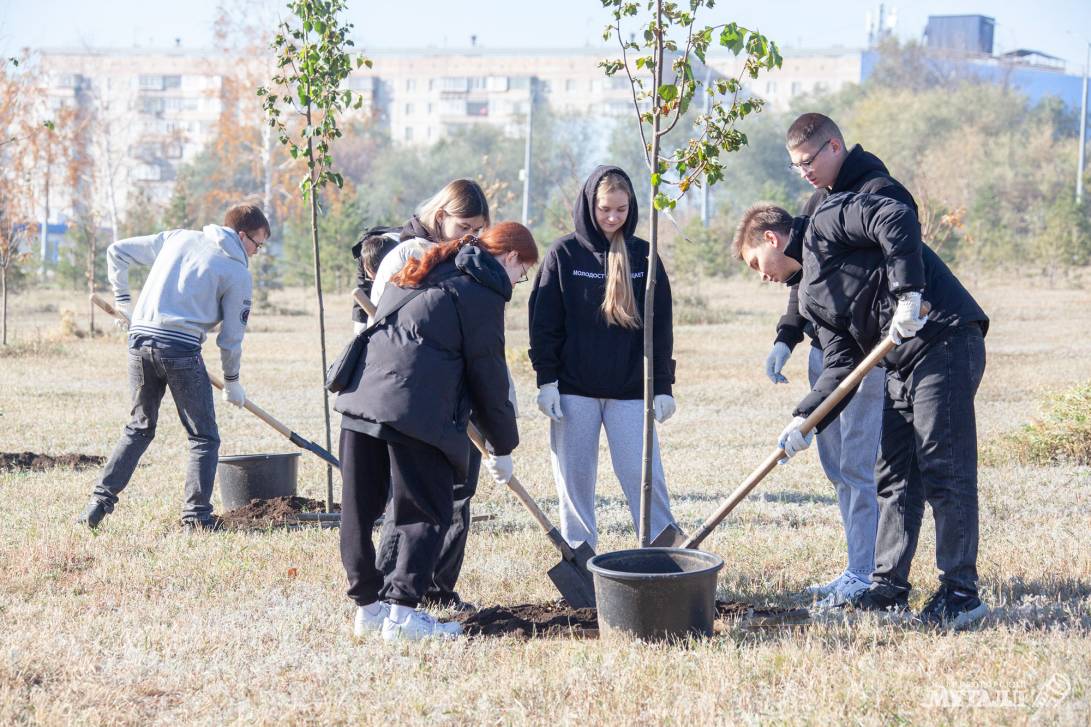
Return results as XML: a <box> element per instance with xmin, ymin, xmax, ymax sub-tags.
<box><xmin>35</xmin><ymin>45</ymin><xmax>866</xmax><ymax>236</ymax></box>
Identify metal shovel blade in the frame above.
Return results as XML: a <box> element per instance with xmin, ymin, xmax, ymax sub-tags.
<box><xmin>650</xmin><ymin>523</ymin><xmax>688</xmax><ymax>548</ymax></box>
<box><xmin>547</xmin><ymin>540</ymin><xmax>597</xmax><ymax>609</ymax></box>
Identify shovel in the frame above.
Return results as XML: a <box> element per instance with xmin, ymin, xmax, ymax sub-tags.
<box><xmin>352</xmin><ymin>288</ymin><xmax>597</xmax><ymax>607</ymax></box>
<box><xmin>681</xmin><ymin>304</ymin><xmax>929</xmax><ymax>550</ymax></box>
<box><xmin>90</xmin><ymin>293</ymin><xmax>341</xmax><ymax>469</ymax></box>
<box><xmin>466</xmin><ymin>424</ymin><xmax>597</xmax><ymax>609</ymax></box>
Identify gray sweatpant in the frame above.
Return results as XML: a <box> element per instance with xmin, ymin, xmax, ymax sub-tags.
<box><xmin>549</xmin><ymin>395</ymin><xmax>676</xmax><ymax>549</ymax></box>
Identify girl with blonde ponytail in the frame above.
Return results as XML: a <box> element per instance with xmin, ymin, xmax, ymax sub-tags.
<box><xmin>528</xmin><ymin>165</ymin><xmax>680</xmax><ymax>549</ymax></box>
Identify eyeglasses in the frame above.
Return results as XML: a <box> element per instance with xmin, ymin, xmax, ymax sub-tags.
<box><xmin>516</xmin><ymin>264</ymin><xmax>529</xmax><ymax>284</ymax></box>
<box><xmin>787</xmin><ymin>138</ymin><xmax>831</xmax><ymax>173</ymax></box>
<box><xmin>241</xmin><ymin>230</ymin><xmax>266</xmax><ymax>251</ymax></box>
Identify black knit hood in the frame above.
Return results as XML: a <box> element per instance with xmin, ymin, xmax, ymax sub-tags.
<box><xmin>573</xmin><ymin>165</ymin><xmax>640</xmax><ymax>253</ymax></box>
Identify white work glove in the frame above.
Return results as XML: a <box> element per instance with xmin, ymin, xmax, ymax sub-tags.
<box><xmin>890</xmin><ymin>291</ymin><xmax>927</xmax><ymax>344</ymax></box>
<box><xmin>484</xmin><ymin>454</ymin><xmax>513</xmax><ymax>485</ymax></box>
<box><xmin>536</xmin><ymin>381</ymin><xmax>563</xmax><ymax>421</ymax></box>
<box><xmin>765</xmin><ymin>341</ymin><xmax>791</xmax><ymax>384</ymax></box>
<box><xmin>352</xmin><ymin>320</ymin><xmax>367</xmax><ymax>335</ymax></box>
<box><xmin>506</xmin><ymin>367</ymin><xmax>519</xmax><ymax>418</ymax></box>
<box><xmin>777</xmin><ymin>416</ymin><xmax>814</xmax><ymax>463</ymax></box>
<box><xmin>223</xmin><ymin>380</ymin><xmax>246</xmax><ymax>408</ymax></box>
<box><xmin>113</xmin><ymin>300</ymin><xmax>132</xmax><ymax>331</ymax></box>
<box><xmin>653</xmin><ymin>394</ymin><xmax>676</xmax><ymax>423</ymax></box>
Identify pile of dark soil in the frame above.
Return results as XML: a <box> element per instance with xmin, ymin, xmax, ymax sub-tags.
<box><xmin>0</xmin><ymin>452</ymin><xmax>105</xmax><ymax>471</ymax></box>
<box><xmin>455</xmin><ymin>601</ymin><xmax>599</xmax><ymax>639</ymax></box>
<box><xmin>219</xmin><ymin>496</ymin><xmax>339</xmax><ymax>529</ymax></box>
<box><xmin>454</xmin><ymin>600</ymin><xmax>808</xmax><ymax>639</ymax></box>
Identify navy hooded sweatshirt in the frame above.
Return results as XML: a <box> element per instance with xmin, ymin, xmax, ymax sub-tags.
<box><xmin>528</xmin><ymin>165</ymin><xmax>675</xmax><ymax>400</ymax></box>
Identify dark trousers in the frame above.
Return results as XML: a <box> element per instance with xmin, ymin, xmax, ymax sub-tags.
<box><xmin>93</xmin><ymin>347</ymin><xmax>220</xmax><ymax>522</ymax></box>
<box><xmin>339</xmin><ymin>429</ymin><xmax>455</xmax><ymax>607</ymax></box>
<box><xmin>377</xmin><ymin>449</ymin><xmax>480</xmax><ymax>604</ymax></box>
<box><xmin>872</xmin><ymin>324</ymin><xmax>986</xmax><ymax>597</ymax></box>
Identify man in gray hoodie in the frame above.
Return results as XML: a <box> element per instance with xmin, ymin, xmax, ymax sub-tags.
<box><xmin>77</xmin><ymin>204</ymin><xmax>270</xmax><ymax>530</ymax></box>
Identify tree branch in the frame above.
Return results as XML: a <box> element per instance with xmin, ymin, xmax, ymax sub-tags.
<box><xmin>614</xmin><ymin>15</ymin><xmax>651</xmax><ymax>168</ymax></box>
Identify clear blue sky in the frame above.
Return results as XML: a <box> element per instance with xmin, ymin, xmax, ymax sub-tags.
<box><xmin>2</xmin><ymin>0</ymin><xmax>1089</xmax><ymax>72</ymax></box>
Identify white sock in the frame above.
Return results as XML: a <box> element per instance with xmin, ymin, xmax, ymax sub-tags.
<box><xmin>360</xmin><ymin>601</ymin><xmax>383</xmax><ymax>617</ymax></box>
<box><xmin>390</xmin><ymin>604</ymin><xmax>415</xmax><ymax>623</ymax></box>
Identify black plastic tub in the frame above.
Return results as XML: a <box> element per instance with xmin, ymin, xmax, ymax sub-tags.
<box><xmin>587</xmin><ymin>547</ymin><xmax>724</xmax><ymax>641</ymax></box>
<box><xmin>217</xmin><ymin>453</ymin><xmax>300</xmax><ymax>511</ymax></box>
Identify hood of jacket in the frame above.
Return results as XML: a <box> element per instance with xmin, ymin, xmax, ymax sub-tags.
<box><xmin>204</xmin><ymin>224</ymin><xmax>249</xmax><ymax>268</ymax></box>
<box><xmin>831</xmin><ymin>145</ymin><xmax>892</xmax><ymax>194</ymax></box>
<box><xmin>420</xmin><ymin>243</ymin><xmax>513</xmax><ymax>302</ymax></box>
<box><xmin>573</xmin><ymin>164</ymin><xmax>640</xmax><ymax>253</ymax></box>
<box><xmin>400</xmin><ymin>215</ymin><xmax>434</xmax><ymax>242</ymax></box>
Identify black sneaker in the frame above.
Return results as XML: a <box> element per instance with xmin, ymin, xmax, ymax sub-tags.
<box><xmin>421</xmin><ymin>593</ymin><xmax>477</xmax><ymax>613</ymax></box>
<box><xmin>919</xmin><ymin>585</ymin><xmax>988</xmax><ymax>630</ymax></box>
<box><xmin>848</xmin><ymin>587</ymin><xmax>910</xmax><ymax>614</ymax></box>
<box><xmin>76</xmin><ymin>501</ymin><xmax>109</xmax><ymax>529</ymax></box>
<box><xmin>181</xmin><ymin>516</ymin><xmax>224</xmax><ymax>532</ymax></box>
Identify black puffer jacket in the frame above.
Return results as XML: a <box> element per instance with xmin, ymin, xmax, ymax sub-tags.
<box><xmin>334</xmin><ymin>244</ymin><xmax>518</xmax><ymax>480</ymax></box>
<box><xmin>528</xmin><ymin>165</ymin><xmax>674</xmax><ymax>399</ymax></box>
<box><xmin>792</xmin><ymin>192</ymin><xmax>989</xmax><ymax>429</ymax></box>
<box><xmin>775</xmin><ymin>145</ymin><xmax>918</xmax><ymax>349</ymax></box>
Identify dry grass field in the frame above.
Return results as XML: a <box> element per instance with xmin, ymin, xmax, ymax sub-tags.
<box><xmin>1</xmin><ymin>275</ymin><xmax>1088</xmax><ymax>725</ymax></box>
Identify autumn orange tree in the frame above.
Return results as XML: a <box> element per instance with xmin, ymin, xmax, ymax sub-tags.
<box><xmin>0</xmin><ymin>54</ymin><xmax>50</xmax><ymax>345</ymax></box>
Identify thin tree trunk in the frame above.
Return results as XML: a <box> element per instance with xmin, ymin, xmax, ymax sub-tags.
<box><xmin>306</xmin><ymin>106</ymin><xmax>335</xmax><ymax>513</ymax></box>
<box><xmin>2</xmin><ymin>264</ymin><xmax>7</xmax><ymax>346</ymax></box>
<box><xmin>639</xmin><ymin>0</ymin><xmax>666</xmax><ymax>548</ymax></box>
<box><xmin>88</xmin><ymin>233</ymin><xmax>97</xmax><ymax>335</ymax></box>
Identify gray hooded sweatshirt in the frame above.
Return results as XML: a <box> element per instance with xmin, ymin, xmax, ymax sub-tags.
<box><xmin>108</xmin><ymin>225</ymin><xmax>252</xmax><ymax>381</ymax></box>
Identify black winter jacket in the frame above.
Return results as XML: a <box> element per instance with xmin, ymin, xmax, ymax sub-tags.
<box><xmin>528</xmin><ymin>165</ymin><xmax>675</xmax><ymax>399</ymax></box>
<box><xmin>350</xmin><ymin>216</ymin><xmax>433</xmax><ymax>323</ymax></box>
<box><xmin>775</xmin><ymin>145</ymin><xmax>918</xmax><ymax>350</ymax></box>
<box><xmin>335</xmin><ymin>245</ymin><xmax>518</xmax><ymax>480</ymax></box>
<box><xmin>791</xmin><ymin>192</ymin><xmax>989</xmax><ymax>430</ymax></box>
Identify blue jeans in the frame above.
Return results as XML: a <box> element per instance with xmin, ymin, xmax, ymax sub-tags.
<box><xmin>872</xmin><ymin>324</ymin><xmax>986</xmax><ymax>596</ymax></box>
<box><xmin>808</xmin><ymin>345</ymin><xmax>883</xmax><ymax>581</ymax></box>
<box><xmin>93</xmin><ymin>346</ymin><xmax>220</xmax><ymax>522</ymax></box>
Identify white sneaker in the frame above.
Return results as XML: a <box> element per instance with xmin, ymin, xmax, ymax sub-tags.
<box><xmin>353</xmin><ymin>602</ymin><xmax>391</xmax><ymax>638</ymax></box>
<box><xmin>813</xmin><ymin>574</ymin><xmax>871</xmax><ymax>609</ymax></box>
<box><xmin>382</xmin><ymin>608</ymin><xmax>463</xmax><ymax>642</ymax></box>
<box><xmin>805</xmin><ymin>571</ymin><xmax>852</xmax><ymax>598</ymax></box>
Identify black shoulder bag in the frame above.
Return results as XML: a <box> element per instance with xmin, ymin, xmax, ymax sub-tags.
<box><xmin>325</xmin><ymin>287</ymin><xmax>426</xmax><ymax>393</ymax></box>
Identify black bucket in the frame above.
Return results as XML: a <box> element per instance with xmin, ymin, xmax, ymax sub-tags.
<box><xmin>587</xmin><ymin>547</ymin><xmax>724</xmax><ymax>641</ymax></box>
<box><xmin>217</xmin><ymin>453</ymin><xmax>300</xmax><ymax>511</ymax></box>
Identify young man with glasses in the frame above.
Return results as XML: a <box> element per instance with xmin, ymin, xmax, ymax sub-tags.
<box><xmin>77</xmin><ymin>204</ymin><xmax>270</xmax><ymax>531</ymax></box>
<box><xmin>764</xmin><ymin>113</ymin><xmax>918</xmax><ymax>608</ymax></box>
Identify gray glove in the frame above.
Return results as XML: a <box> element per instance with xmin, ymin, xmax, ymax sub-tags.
<box><xmin>653</xmin><ymin>394</ymin><xmax>676</xmax><ymax>423</ymax></box>
<box><xmin>777</xmin><ymin>416</ymin><xmax>814</xmax><ymax>463</ymax></box>
<box><xmin>890</xmin><ymin>291</ymin><xmax>926</xmax><ymax>344</ymax></box>
<box><xmin>536</xmin><ymin>382</ymin><xmax>563</xmax><ymax>421</ymax></box>
<box><xmin>223</xmin><ymin>380</ymin><xmax>246</xmax><ymax>408</ymax></box>
<box><xmin>765</xmin><ymin>342</ymin><xmax>791</xmax><ymax>384</ymax></box>
<box><xmin>484</xmin><ymin>454</ymin><xmax>513</xmax><ymax>485</ymax></box>
<box><xmin>113</xmin><ymin>301</ymin><xmax>132</xmax><ymax>331</ymax></box>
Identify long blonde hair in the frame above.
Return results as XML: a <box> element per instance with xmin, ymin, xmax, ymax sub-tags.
<box><xmin>597</xmin><ymin>173</ymin><xmax>640</xmax><ymax>329</ymax></box>
<box><xmin>416</xmin><ymin>179</ymin><xmax>491</xmax><ymax>241</ymax></box>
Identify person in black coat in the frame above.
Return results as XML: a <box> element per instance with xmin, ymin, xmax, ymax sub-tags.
<box><xmin>766</xmin><ymin>113</ymin><xmax>920</xmax><ymax>606</ymax></box>
<box><xmin>528</xmin><ymin>165</ymin><xmax>679</xmax><ymax>549</ymax></box>
<box><xmin>348</xmin><ymin>179</ymin><xmax>492</xmax><ymax>612</ymax></box>
<box><xmin>732</xmin><ymin>193</ymin><xmax>990</xmax><ymax>630</ymax></box>
<box><xmin>334</xmin><ymin>221</ymin><xmax>537</xmax><ymax>641</ymax></box>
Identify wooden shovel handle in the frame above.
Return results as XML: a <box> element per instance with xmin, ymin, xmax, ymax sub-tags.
<box><xmin>90</xmin><ymin>292</ymin><xmax>292</xmax><ymax>438</ymax></box>
<box><xmin>682</xmin><ymin>303</ymin><xmax>930</xmax><ymax>549</ymax></box>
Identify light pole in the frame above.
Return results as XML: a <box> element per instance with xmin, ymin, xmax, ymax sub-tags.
<box><xmin>1078</xmin><ymin>42</ymin><xmax>1088</xmax><ymax>204</ymax></box>
<box><xmin>521</xmin><ymin>77</ymin><xmax>537</xmax><ymax>226</ymax></box>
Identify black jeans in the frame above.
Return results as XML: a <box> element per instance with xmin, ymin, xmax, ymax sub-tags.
<box><xmin>93</xmin><ymin>346</ymin><xmax>220</xmax><ymax>522</ymax></box>
<box><xmin>377</xmin><ymin>448</ymin><xmax>480</xmax><ymax>605</ymax></box>
<box><xmin>872</xmin><ymin>324</ymin><xmax>986</xmax><ymax>597</ymax></box>
<box><xmin>339</xmin><ymin>429</ymin><xmax>455</xmax><ymax>607</ymax></box>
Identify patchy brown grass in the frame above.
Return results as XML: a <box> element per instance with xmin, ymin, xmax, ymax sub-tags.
<box><xmin>0</xmin><ymin>279</ymin><xmax>1088</xmax><ymax>725</ymax></box>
